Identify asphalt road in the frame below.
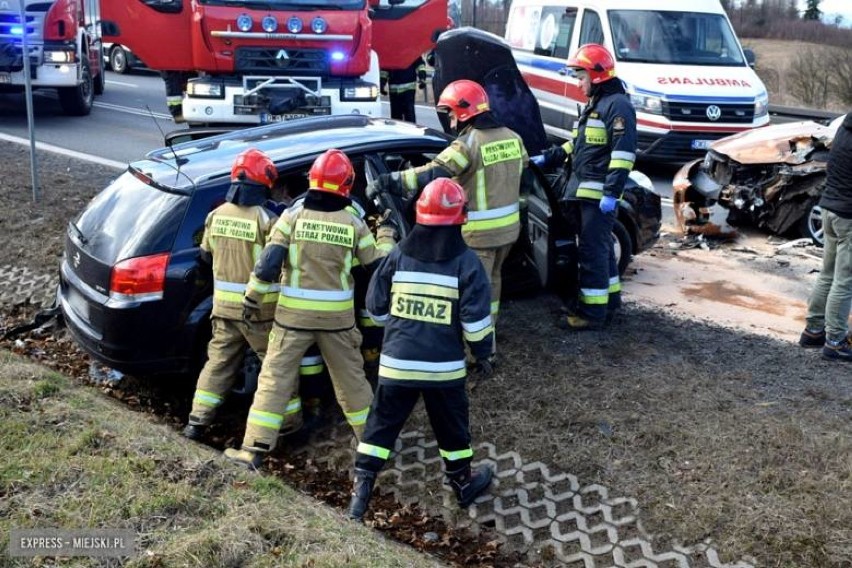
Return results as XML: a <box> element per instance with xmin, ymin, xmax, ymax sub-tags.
<box><xmin>0</xmin><ymin>70</ymin><xmax>679</xmax><ymax>215</ymax></box>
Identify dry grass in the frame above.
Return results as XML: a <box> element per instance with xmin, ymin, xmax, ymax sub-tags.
<box><xmin>741</xmin><ymin>38</ymin><xmax>849</xmax><ymax>112</ymax></box>
<box><xmin>0</xmin><ymin>353</ymin><xmax>444</xmax><ymax>568</ymax></box>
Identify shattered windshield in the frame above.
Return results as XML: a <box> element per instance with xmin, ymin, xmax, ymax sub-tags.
<box><xmin>198</xmin><ymin>0</ymin><xmax>365</xmax><ymax>9</ymax></box>
<box><xmin>609</xmin><ymin>10</ymin><xmax>746</xmax><ymax>66</ymax></box>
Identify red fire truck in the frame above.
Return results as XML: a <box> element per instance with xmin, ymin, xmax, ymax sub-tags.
<box><xmin>101</xmin><ymin>0</ymin><xmax>448</xmax><ymax>125</ymax></box>
<box><xmin>0</xmin><ymin>0</ymin><xmax>105</xmax><ymax>116</ymax></box>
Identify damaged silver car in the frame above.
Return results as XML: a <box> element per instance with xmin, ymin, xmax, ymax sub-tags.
<box><xmin>672</xmin><ymin>114</ymin><xmax>847</xmax><ymax>245</ymax></box>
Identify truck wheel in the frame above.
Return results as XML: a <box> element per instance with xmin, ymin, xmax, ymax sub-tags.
<box><xmin>58</xmin><ymin>57</ymin><xmax>93</xmax><ymax>116</ymax></box>
<box><xmin>109</xmin><ymin>46</ymin><xmax>130</xmax><ymax>74</ymax></box>
<box><xmin>798</xmin><ymin>200</ymin><xmax>824</xmax><ymax>247</ymax></box>
<box><xmin>613</xmin><ymin>219</ymin><xmax>633</xmax><ymax>276</ymax></box>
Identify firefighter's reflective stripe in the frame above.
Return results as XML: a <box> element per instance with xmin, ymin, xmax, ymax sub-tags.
<box><xmin>391</xmin><ymin>293</ymin><xmax>452</xmax><ymax>325</ymax></box>
<box><xmin>247</xmin><ymin>274</ymin><xmax>280</xmax><ymax>295</ymax></box>
<box><xmin>288</xmin><ymin>244</ymin><xmax>301</xmax><ymax>288</ymax></box>
<box><xmin>358</xmin><ymin>234</ymin><xmax>376</xmax><ymax>250</ymax></box>
<box><xmin>466</xmin><ymin>202</ymin><xmax>520</xmax><ymax>232</ymax></box>
<box><xmin>462</xmin><ymin>315</ymin><xmax>493</xmax><ymax>343</ymax></box>
<box><xmin>275</xmin><ymin>220</ymin><xmax>293</xmax><ymax>237</ymax></box>
<box><xmin>571</xmin><ymin>121</ymin><xmax>579</xmax><ymax>138</ymax></box>
<box><xmin>279</xmin><ymin>286</ymin><xmax>355</xmax><ymax>311</ymax></box>
<box><xmin>389</xmin><ymin>81</ymin><xmax>417</xmax><ymax>93</ymax></box>
<box><xmin>491</xmin><ymin>300</ymin><xmax>500</xmax><ymax>315</ymax></box>
<box><xmin>210</xmin><ymin>215</ymin><xmax>258</xmax><ymax>242</ymax></box>
<box><xmin>391</xmin><ymin>282</ymin><xmax>459</xmax><ymax>300</ymax></box>
<box><xmin>379</xmin><ymin>354</ymin><xmax>466</xmax><ymax>381</ymax></box>
<box><xmin>370</xmin><ymin>311</ymin><xmax>390</xmax><ymax>325</ymax></box>
<box><xmin>436</xmin><ymin>146</ymin><xmax>470</xmax><ymax>170</ymax></box>
<box><xmin>293</xmin><ymin>219</ymin><xmax>355</xmax><ymax>248</ymax></box>
<box><xmin>194</xmin><ymin>389</ymin><xmax>224</xmax><ymax>408</ymax></box>
<box><xmin>584</xmin><ymin>119</ymin><xmax>608</xmax><ymax>145</ymax></box>
<box><xmin>376</xmin><ymin>241</ymin><xmax>394</xmax><ymax>253</ymax></box>
<box><xmin>341</xmin><ymin>251</ymin><xmax>353</xmax><ymax>290</ymax></box>
<box><xmin>475</xmin><ymin>168</ymin><xmax>487</xmax><ymax>211</ymax></box>
<box><xmin>402</xmin><ymin>168</ymin><xmax>418</xmax><ymax>190</ymax></box>
<box><xmin>345</xmin><ymin>406</ymin><xmax>370</xmax><ymax>427</ymax></box>
<box><xmin>393</xmin><ymin>271</ymin><xmax>458</xmax><ymax>288</ymax></box>
<box><xmin>359</xmin><ymin>308</ymin><xmax>383</xmax><ymax>328</ymax></box>
<box><xmin>608</xmin><ymin>276</ymin><xmax>621</xmax><ymax>293</ymax></box>
<box><xmin>609</xmin><ymin>150</ymin><xmax>636</xmax><ymax>171</ymax></box>
<box><xmin>576</xmin><ymin>181</ymin><xmax>605</xmax><ymax>200</ymax></box>
<box><xmin>357</xmin><ymin>442</ymin><xmax>391</xmax><ymax>460</ymax></box>
<box><xmin>300</xmin><ymin>354</ymin><xmax>324</xmax><ymax>376</ymax></box>
<box><xmin>440</xmin><ymin>447</ymin><xmax>473</xmax><ymax>461</ymax></box>
<box><xmin>580</xmin><ymin>287</ymin><xmax>610</xmax><ymax>305</ymax></box>
<box><xmin>216</xmin><ymin>279</ymin><xmax>278</xmax><ymax>304</ymax></box>
<box><xmin>561</xmin><ymin>140</ymin><xmax>574</xmax><ymax>154</ymax></box>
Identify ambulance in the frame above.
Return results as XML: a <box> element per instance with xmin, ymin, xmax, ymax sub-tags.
<box><xmin>505</xmin><ymin>0</ymin><xmax>769</xmax><ymax>161</ymax></box>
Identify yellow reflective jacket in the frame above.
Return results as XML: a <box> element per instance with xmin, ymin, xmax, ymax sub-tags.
<box><xmin>201</xmin><ymin>203</ymin><xmax>278</xmax><ymax>321</ymax></box>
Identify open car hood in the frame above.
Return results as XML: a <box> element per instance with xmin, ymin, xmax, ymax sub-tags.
<box><xmin>709</xmin><ymin>120</ymin><xmax>837</xmax><ymax>165</ymax></box>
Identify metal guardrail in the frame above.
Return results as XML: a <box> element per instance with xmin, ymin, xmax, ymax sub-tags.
<box><xmin>768</xmin><ymin>104</ymin><xmax>843</xmax><ymax>124</ymax></box>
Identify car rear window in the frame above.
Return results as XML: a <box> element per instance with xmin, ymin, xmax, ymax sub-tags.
<box><xmin>74</xmin><ymin>171</ymin><xmax>188</xmax><ymax>264</ymax></box>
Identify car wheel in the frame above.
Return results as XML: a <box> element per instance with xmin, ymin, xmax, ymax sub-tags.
<box><xmin>799</xmin><ymin>201</ymin><xmax>824</xmax><ymax>247</ymax></box>
<box><xmin>613</xmin><ymin>219</ymin><xmax>633</xmax><ymax>276</ymax></box>
<box><xmin>110</xmin><ymin>46</ymin><xmax>130</xmax><ymax>74</ymax></box>
<box><xmin>57</xmin><ymin>56</ymin><xmax>93</xmax><ymax>116</ymax></box>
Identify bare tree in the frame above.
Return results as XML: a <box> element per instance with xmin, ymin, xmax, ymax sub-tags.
<box><xmin>803</xmin><ymin>0</ymin><xmax>822</xmax><ymax>21</ymax></box>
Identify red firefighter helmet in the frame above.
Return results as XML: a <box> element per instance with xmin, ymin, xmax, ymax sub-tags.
<box><xmin>231</xmin><ymin>148</ymin><xmax>278</xmax><ymax>188</ymax></box>
<box><xmin>436</xmin><ymin>80</ymin><xmax>490</xmax><ymax>122</ymax></box>
<box><xmin>416</xmin><ymin>178</ymin><xmax>467</xmax><ymax>226</ymax></box>
<box><xmin>308</xmin><ymin>149</ymin><xmax>354</xmax><ymax>197</ymax></box>
<box><xmin>566</xmin><ymin>43</ymin><xmax>617</xmax><ymax>84</ymax></box>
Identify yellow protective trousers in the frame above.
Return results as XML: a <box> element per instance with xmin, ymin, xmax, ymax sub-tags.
<box><xmin>240</xmin><ymin>324</ymin><xmax>373</xmax><ymax>452</ymax></box>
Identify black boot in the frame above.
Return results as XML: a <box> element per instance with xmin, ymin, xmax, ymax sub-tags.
<box><xmin>182</xmin><ymin>422</ymin><xmax>206</xmax><ymax>441</ymax></box>
<box><xmin>347</xmin><ymin>468</ymin><xmax>377</xmax><ymax>521</ymax></box>
<box><xmin>447</xmin><ymin>464</ymin><xmax>493</xmax><ymax>508</ymax></box>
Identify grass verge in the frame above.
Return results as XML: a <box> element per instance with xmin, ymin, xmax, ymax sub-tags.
<box><xmin>0</xmin><ymin>352</ymin><xmax>443</xmax><ymax>568</ymax></box>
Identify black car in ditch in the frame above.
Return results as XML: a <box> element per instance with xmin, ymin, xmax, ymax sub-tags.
<box><xmin>59</xmin><ymin>115</ymin><xmax>661</xmax><ymax>378</ymax></box>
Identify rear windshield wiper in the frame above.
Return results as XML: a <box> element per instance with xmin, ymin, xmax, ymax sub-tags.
<box><xmin>69</xmin><ymin>220</ymin><xmax>88</xmax><ymax>246</ymax></box>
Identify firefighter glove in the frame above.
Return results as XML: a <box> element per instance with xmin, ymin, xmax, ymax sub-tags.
<box><xmin>376</xmin><ymin>209</ymin><xmax>399</xmax><ymax>242</ymax></box>
<box><xmin>530</xmin><ymin>155</ymin><xmax>546</xmax><ymax>167</ymax></box>
<box><xmin>242</xmin><ymin>297</ymin><xmax>261</xmax><ymax>324</ymax></box>
<box><xmin>368</xmin><ymin>173</ymin><xmax>402</xmax><ymax>199</ymax></box>
<box><xmin>599</xmin><ymin>195</ymin><xmax>618</xmax><ymax>215</ymax></box>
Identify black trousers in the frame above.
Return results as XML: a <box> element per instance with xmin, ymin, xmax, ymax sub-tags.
<box><xmin>389</xmin><ymin>89</ymin><xmax>416</xmax><ymax>122</ymax></box>
<box><xmin>577</xmin><ymin>199</ymin><xmax>620</xmax><ymax>321</ymax></box>
<box><xmin>355</xmin><ymin>382</ymin><xmax>471</xmax><ymax>473</ymax></box>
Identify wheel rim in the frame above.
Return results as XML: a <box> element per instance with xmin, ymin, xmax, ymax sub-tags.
<box><xmin>112</xmin><ymin>49</ymin><xmax>126</xmax><ymax>72</ymax></box>
<box><xmin>612</xmin><ymin>232</ymin><xmax>622</xmax><ymax>266</ymax></box>
<box><xmin>808</xmin><ymin>205</ymin><xmax>824</xmax><ymax>245</ymax></box>
<box><xmin>81</xmin><ymin>61</ymin><xmax>92</xmax><ymax>103</ymax></box>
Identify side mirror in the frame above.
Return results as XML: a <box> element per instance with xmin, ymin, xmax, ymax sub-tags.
<box><xmin>743</xmin><ymin>48</ymin><xmax>756</xmax><ymax>68</ymax></box>
<box><xmin>100</xmin><ymin>20</ymin><xmax>119</xmax><ymax>37</ymax></box>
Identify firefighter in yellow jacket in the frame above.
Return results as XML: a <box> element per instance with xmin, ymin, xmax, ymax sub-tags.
<box><xmin>183</xmin><ymin>148</ymin><xmax>282</xmax><ymax>441</ymax></box>
<box><xmin>369</xmin><ymin>79</ymin><xmax>528</xmax><ymax>356</ymax></box>
<box><xmin>224</xmin><ymin>149</ymin><xmax>394</xmax><ymax>468</ymax></box>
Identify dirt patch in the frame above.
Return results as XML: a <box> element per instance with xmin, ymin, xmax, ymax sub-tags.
<box><xmin>1</xmin><ymin>143</ymin><xmax>851</xmax><ymax>566</ymax></box>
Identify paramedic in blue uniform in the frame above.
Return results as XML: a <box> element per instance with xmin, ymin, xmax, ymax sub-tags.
<box><xmin>532</xmin><ymin>43</ymin><xmax>637</xmax><ymax>330</ymax></box>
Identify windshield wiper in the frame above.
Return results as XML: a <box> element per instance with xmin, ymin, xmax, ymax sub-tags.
<box><xmin>69</xmin><ymin>220</ymin><xmax>88</xmax><ymax>246</ymax></box>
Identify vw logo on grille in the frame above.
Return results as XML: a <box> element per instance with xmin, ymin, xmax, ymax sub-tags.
<box><xmin>706</xmin><ymin>105</ymin><xmax>722</xmax><ymax>121</ymax></box>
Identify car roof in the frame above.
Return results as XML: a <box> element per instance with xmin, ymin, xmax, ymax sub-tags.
<box><xmin>136</xmin><ymin>115</ymin><xmax>451</xmax><ymax>191</ymax></box>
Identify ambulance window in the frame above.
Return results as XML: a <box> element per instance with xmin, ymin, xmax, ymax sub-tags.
<box><xmin>578</xmin><ymin>9</ymin><xmax>603</xmax><ymax>46</ymax></box>
<box><xmin>534</xmin><ymin>7</ymin><xmax>577</xmax><ymax>58</ymax></box>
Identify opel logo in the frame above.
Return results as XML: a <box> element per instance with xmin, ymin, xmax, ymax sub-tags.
<box><xmin>706</xmin><ymin>105</ymin><xmax>722</xmax><ymax>121</ymax></box>
<box><xmin>73</xmin><ymin>251</ymin><xmax>81</xmax><ymax>269</ymax></box>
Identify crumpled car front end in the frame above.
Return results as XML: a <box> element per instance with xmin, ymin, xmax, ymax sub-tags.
<box><xmin>673</xmin><ymin>118</ymin><xmax>840</xmax><ymax>244</ymax></box>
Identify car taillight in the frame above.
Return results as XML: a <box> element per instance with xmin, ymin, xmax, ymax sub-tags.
<box><xmin>110</xmin><ymin>253</ymin><xmax>170</xmax><ymax>302</ymax></box>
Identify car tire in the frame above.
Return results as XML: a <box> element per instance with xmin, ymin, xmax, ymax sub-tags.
<box><xmin>799</xmin><ymin>200</ymin><xmax>824</xmax><ymax>247</ymax></box>
<box><xmin>613</xmin><ymin>219</ymin><xmax>633</xmax><ymax>276</ymax></box>
<box><xmin>57</xmin><ymin>56</ymin><xmax>93</xmax><ymax>116</ymax></box>
<box><xmin>109</xmin><ymin>46</ymin><xmax>130</xmax><ymax>74</ymax></box>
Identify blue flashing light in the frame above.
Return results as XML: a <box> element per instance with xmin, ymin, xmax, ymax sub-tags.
<box><xmin>10</xmin><ymin>26</ymin><xmax>23</xmax><ymax>35</ymax></box>
<box><xmin>330</xmin><ymin>51</ymin><xmax>345</xmax><ymax>62</ymax></box>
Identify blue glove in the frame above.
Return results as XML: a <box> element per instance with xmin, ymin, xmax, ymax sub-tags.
<box><xmin>531</xmin><ymin>155</ymin><xmax>546</xmax><ymax>167</ymax></box>
<box><xmin>599</xmin><ymin>195</ymin><xmax>618</xmax><ymax>214</ymax></box>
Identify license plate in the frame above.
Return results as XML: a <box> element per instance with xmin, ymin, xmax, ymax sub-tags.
<box><xmin>66</xmin><ymin>286</ymin><xmax>90</xmax><ymax>322</ymax></box>
<box><xmin>0</xmin><ymin>73</ymin><xmax>11</xmax><ymax>85</ymax></box>
<box><xmin>261</xmin><ymin>112</ymin><xmax>309</xmax><ymax>123</ymax></box>
<box><xmin>691</xmin><ymin>139</ymin><xmax>713</xmax><ymax>150</ymax></box>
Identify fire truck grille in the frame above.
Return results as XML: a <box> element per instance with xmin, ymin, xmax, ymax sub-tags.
<box><xmin>235</xmin><ymin>47</ymin><xmax>328</xmax><ymax>76</ymax></box>
<box><xmin>661</xmin><ymin>101</ymin><xmax>755</xmax><ymax>124</ymax></box>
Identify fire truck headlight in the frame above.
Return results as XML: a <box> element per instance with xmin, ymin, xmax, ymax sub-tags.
<box><xmin>262</xmin><ymin>16</ymin><xmax>278</xmax><ymax>33</ymax></box>
<box><xmin>311</xmin><ymin>17</ymin><xmax>327</xmax><ymax>34</ymax></box>
<box><xmin>187</xmin><ymin>81</ymin><xmax>224</xmax><ymax>99</ymax></box>
<box><xmin>45</xmin><ymin>50</ymin><xmax>76</xmax><ymax>63</ymax></box>
<box><xmin>342</xmin><ymin>84</ymin><xmax>379</xmax><ymax>102</ymax></box>
<box><xmin>237</xmin><ymin>14</ymin><xmax>253</xmax><ymax>32</ymax></box>
<box><xmin>287</xmin><ymin>17</ymin><xmax>303</xmax><ymax>33</ymax></box>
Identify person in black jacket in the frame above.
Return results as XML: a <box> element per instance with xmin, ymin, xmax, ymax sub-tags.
<box><xmin>530</xmin><ymin>44</ymin><xmax>637</xmax><ymax>330</ymax></box>
<box><xmin>347</xmin><ymin>178</ymin><xmax>495</xmax><ymax>522</ymax></box>
<box><xmin>800</xmin><ymin>112</ymin><xmax>852</xmax><ymax>362</ymax></box>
